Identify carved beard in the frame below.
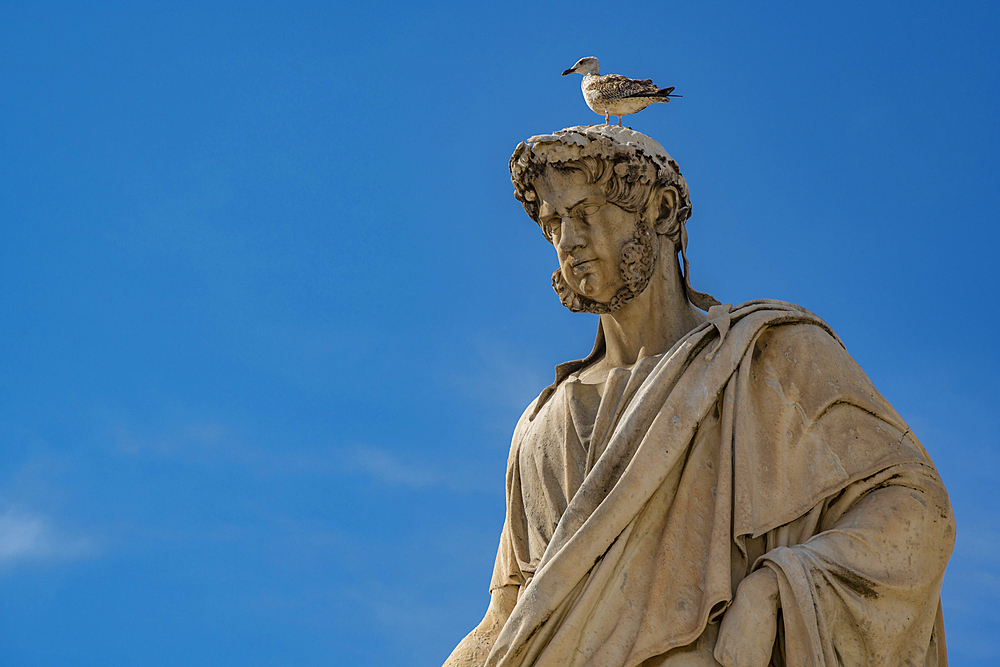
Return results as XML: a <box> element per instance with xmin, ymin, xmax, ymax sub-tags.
<box><xmin>551</xmin><ymin>223</ymin><xmax>656</xmax><ymax>314</ymax></box>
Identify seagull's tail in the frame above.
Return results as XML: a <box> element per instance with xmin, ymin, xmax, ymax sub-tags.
<box><xmin>636</xmin><ymin>86</ymin><xmax>682</xmax><ymax>102</ymax></box>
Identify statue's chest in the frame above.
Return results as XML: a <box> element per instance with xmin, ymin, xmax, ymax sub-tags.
<box><xmin>515</xmin><ymin>375</ymin><xmax>625</xmax><ymax>546</ymax></box>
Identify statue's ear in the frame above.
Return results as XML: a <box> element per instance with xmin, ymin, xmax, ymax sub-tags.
<box><xmin>652</xmin><ymin>186</ymin><xmax>679</xmax><ymax>235</ymax></box>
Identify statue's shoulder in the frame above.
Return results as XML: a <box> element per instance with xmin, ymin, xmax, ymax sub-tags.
<box><xmin>727</xmin><ymin>298</ymin><xmax>846</xmax><ymax>357</ymax></box>
<box><xmin>735</xmin><ymin>300</ymin><xmax>906</xmax><ymax>428</ymax></box>
<box><xmin>751</xmin><ymin>309</ymin><xmax>847</xmax><ymax>363</ymax></box>
<box><xmin>505</xmin><ymin>394</ymin><xmax>543</xmax><ymax>462</ymax></box>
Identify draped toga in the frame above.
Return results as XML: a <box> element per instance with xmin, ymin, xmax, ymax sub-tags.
<box><xmin>485</xmin><ymin>300</ymin><xmax>954</xmax><ymax>667</ymax></box>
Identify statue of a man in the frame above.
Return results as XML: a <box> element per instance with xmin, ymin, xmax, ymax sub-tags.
<box><xmin>444</xmin><ymin>126</ymin><xmax>954</xmax><ymax>667</ymax></box>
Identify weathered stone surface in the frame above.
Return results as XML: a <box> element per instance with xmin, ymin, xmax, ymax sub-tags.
<box><xmin>444</xmin><ymin>127</ymin><xmax>954</xmax><ymax>667</ymax></box>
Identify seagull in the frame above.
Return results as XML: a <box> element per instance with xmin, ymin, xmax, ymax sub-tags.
<box><xmin>561</xmin><ymin>56</ymin><xmax>681</xmax><ymax>126</ymax></box>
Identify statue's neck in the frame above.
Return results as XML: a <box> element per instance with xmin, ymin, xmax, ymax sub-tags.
<box><xmin>593</xmin><ymin>246</ymin><xmax>705</xmax><ymax>375</ymax></box>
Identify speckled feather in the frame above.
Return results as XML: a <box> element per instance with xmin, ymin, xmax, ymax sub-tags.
<box><xmin>563</xmin><ymin>57</ymin><xmax>679</xmax><ymax>124</ymax></box>
<box><xmin>584</xmin><ymin>73</ymin><xmax>663</xmax><ymax>101</ymax></box>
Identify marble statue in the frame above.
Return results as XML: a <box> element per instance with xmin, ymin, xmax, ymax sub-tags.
<box><xmin>443</xmin><ymin>125</ymin><xmax>954</xmax><ymax>667</ymax></box>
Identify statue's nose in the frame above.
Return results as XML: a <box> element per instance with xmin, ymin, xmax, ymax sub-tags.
<box><xmin>557</xmin><ymin>217</ymin><xmax>586</xmax><ymax>252</ymax></box>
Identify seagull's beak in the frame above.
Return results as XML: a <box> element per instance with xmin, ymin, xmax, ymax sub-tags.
<box><xmin>561</xmin><ymin>68</ymin><xmax>575</xmax><ymax>76</ymax></box>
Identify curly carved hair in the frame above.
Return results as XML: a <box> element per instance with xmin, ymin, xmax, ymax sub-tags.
<box><xmin>509</xmin><ymin>136</ymin><xmax>692</xmax><ymax>249</ymax></box>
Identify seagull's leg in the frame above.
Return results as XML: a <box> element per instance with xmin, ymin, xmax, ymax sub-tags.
<box><xmin>604</xmin><ymin>111</ymin><xmax>610</xmax><ymax>125</ymax></box>
<box><xmin>617</xmin><ymin>116</ymin><xmax>623</xmax><ymax>127</ymax></box>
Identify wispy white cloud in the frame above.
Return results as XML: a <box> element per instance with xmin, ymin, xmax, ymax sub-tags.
<box><xmin>296</xmin><ymin>442</ymin><xmax>498</xmax><ymax>494</ymax></box>
<box><xmin>112</xmin><ymin>420</ymin><xmax>242</xmax><ymax>459</ymax></box>
<box><xmin>448</xmin><ymin>338</ymin><xmax>550</xmax><ymax>417</ymax></box>
<box><xmin>0</xmin><ymin>509</ymin><xmax>97</xmax><ymax>569</ymax></box>
<box><xmin>341</xmin><ymin>445</ymin><xmax>442</xmax><ymax>489</ymax></box>
<box><xmin>110</xmin><ymin>414</ymin><xmax>495</xmax><ymax>492</ymax></box>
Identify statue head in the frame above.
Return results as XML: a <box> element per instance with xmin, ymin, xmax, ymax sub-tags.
<box><xmin>510</xmin><ymin>126</ymin><xmax>716</xmax><ymax>313</ymax></box>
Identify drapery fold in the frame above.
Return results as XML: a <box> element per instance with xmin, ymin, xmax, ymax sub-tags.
<box><xmin>487</xmin><ymin>301</ymin><xmax>952</xmax><ymax>667</ymax></box>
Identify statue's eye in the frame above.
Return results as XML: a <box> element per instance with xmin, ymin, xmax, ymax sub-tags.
<box><xmin>575</xmin><ymin>204</ymin><xmax>601</xmax><ymax>221</ymax></box>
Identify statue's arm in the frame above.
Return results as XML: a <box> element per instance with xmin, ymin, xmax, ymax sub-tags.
<box><xmin>442</xmin><ymin>584</ymin><xmax>518</xmax><ymax>667</ymax></box>
<box><xmin>714</xmin><ymin>568</ymin><xmax>780</xmax><ymax>667</ymax></box>
<box><xmin>715</xmin><ymin>463</ymin><xmax>954</xmax><ymax>667</ymax></box>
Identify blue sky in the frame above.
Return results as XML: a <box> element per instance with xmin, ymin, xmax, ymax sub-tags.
<box><xmin>1</xmin><ymin>1</ymin><xmax>998</xmax><ymax>664</ymax></box>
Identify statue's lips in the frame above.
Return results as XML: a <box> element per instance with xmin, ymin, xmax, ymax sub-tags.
<box><xmin>570</xmin><ymin>258</ymin><xmax>596</xmax><ymax>275</ymax></box>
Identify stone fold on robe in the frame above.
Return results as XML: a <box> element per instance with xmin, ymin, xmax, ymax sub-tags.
<box><xmin>487</xmin><ymin>300</ymin><xmax>954</xmax><ymax>667</ymax></box>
